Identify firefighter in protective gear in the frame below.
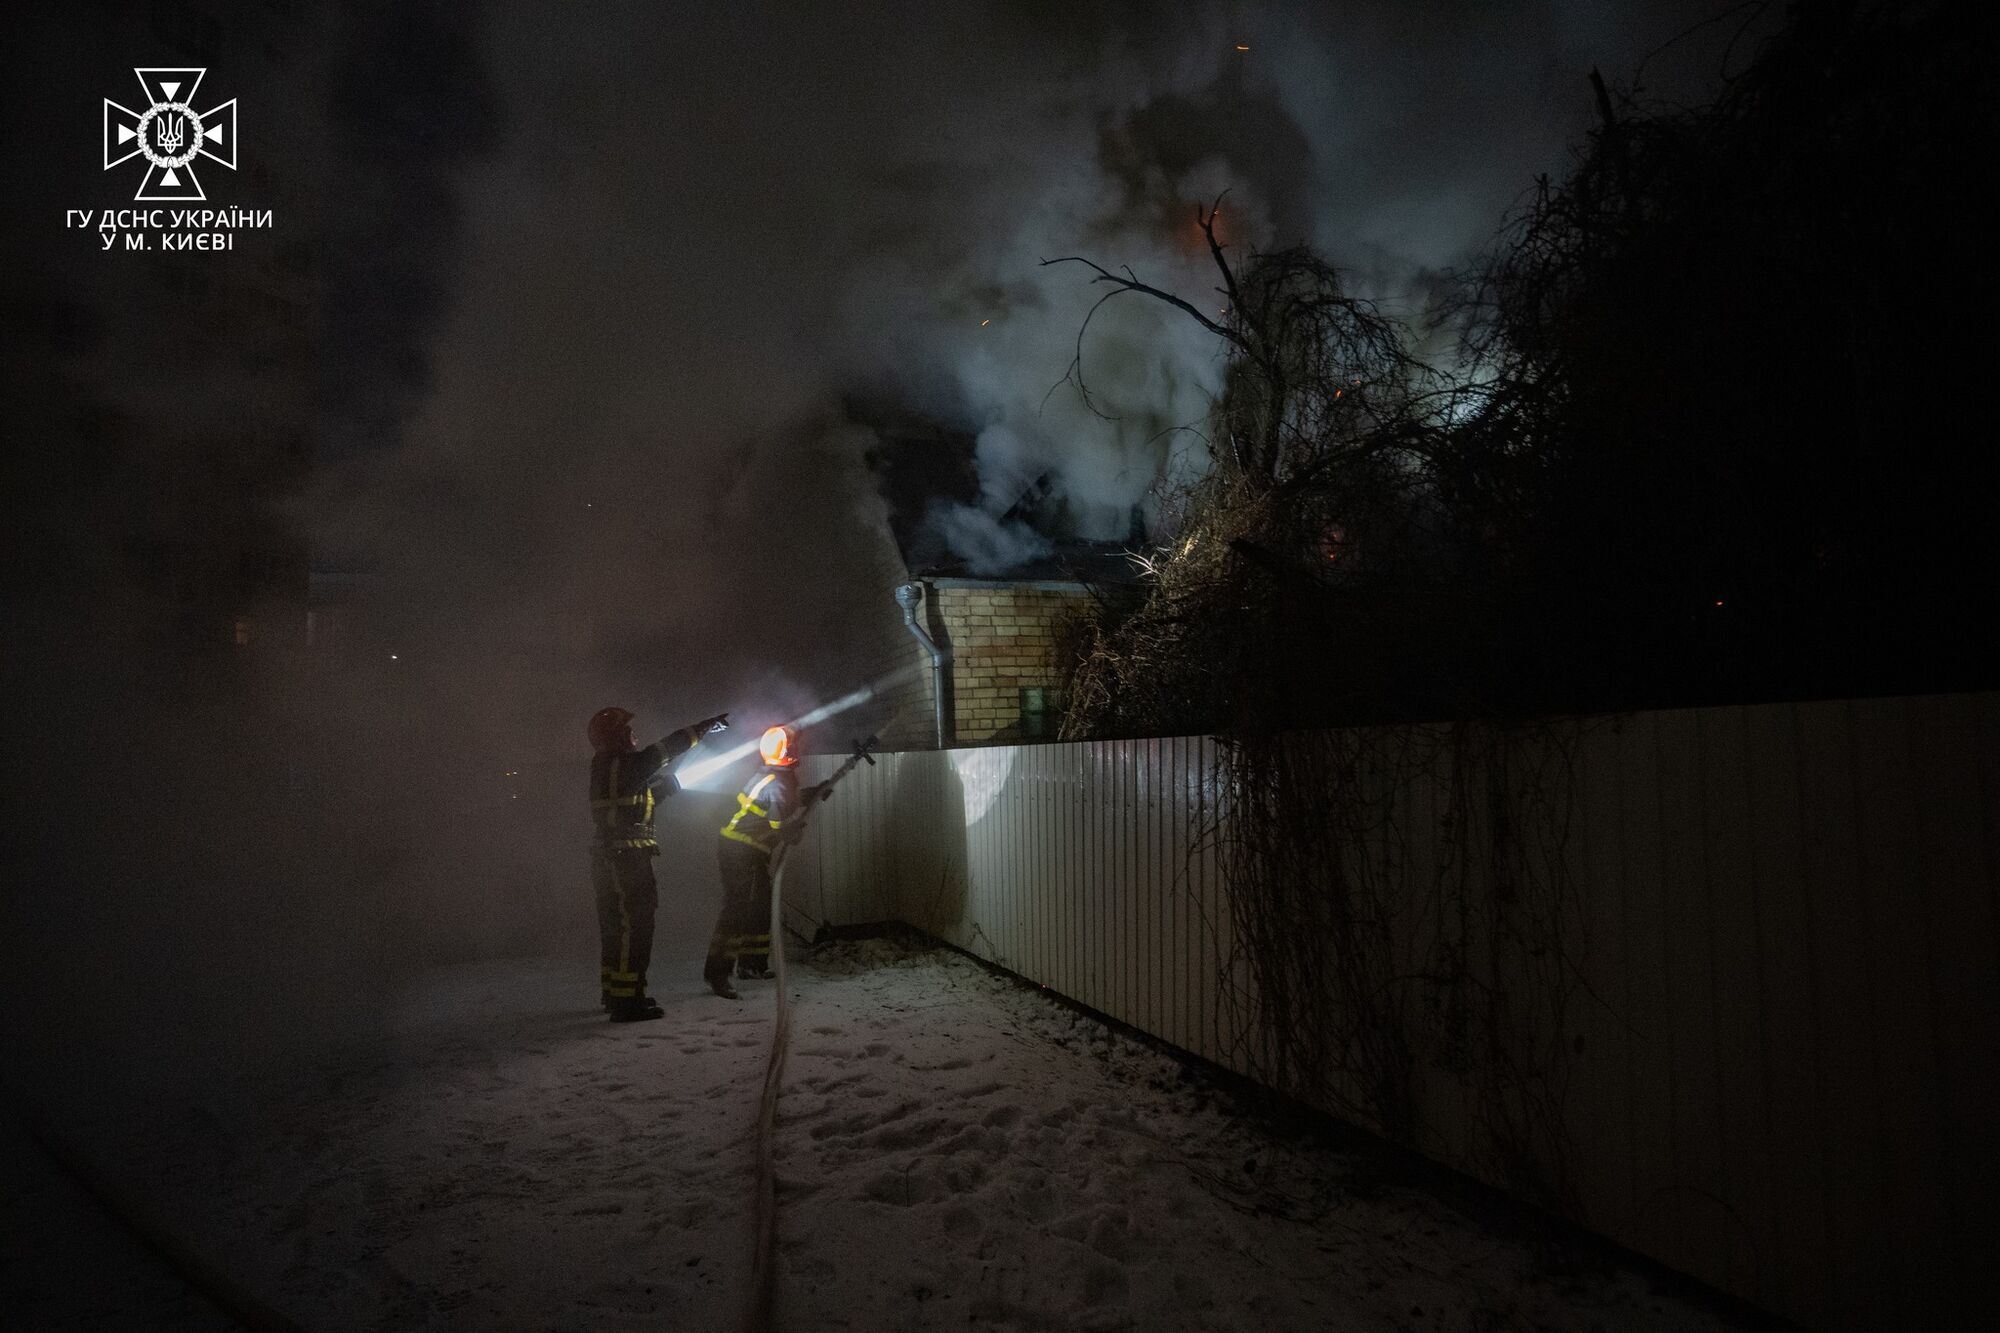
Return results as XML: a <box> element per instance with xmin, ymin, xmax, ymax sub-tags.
<box><xmin>707</xmin><ymin>724</ymin><xmax>820</xmax><ymax>999</ymax></box>
<box><xmin>589</xmin><ymin>706</ymin><xmax>729</xmax><ymax>1020</ymax></box>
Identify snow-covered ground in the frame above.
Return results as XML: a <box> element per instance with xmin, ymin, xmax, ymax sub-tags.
<box><xmin>11</xmin><ymin>938</ymin><xmax>1752</xmax><ymax>1331</ymax></box>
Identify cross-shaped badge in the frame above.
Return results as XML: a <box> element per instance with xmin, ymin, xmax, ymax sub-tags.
<box><xmin>104</xmin><ymin>67</ymin><xmax>237</xmax><ymax>202</ymax></box>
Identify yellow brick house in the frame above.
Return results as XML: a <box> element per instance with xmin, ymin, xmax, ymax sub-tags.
<box><xmin>850</xmin><ymin>406</ymin><xmax>1142</xmax><ymax>749</ymax></box>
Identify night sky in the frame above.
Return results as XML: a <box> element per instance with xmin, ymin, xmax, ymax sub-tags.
<box><xmin>366</xmin><ymin>0</ymin><xmax>1769</xmax><ymax>735</ymax></box>
<box><xmin>13</xmin><ymin>1</ymin><xmax>1774</xmax><ymax>746</ymax></box>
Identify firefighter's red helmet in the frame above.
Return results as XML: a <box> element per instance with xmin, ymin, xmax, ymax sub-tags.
<box><xmin>588</xmin><ymin>707</ymin><xmax>636</xmax><ymax>754</ymax></box>
<box><xmin>759</xmin><ymin>724</ymin><xmax>799</xmax><ymax>767</ymax></box>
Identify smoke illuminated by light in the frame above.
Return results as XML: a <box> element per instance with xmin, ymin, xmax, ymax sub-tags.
<box><xmin>675</xmin><ymin>662</ymin><xmax>923</xmax><ymax>790</ymax></box>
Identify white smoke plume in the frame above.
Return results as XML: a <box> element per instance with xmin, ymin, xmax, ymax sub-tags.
<box><xmin>306</xmin><ymin>0</ymin><xmax>1774</xmax><ymax>753</ymax></box>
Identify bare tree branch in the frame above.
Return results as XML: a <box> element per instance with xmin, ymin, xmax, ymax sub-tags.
<box><xmin>1039</xmin><ymin>255</ymin><xmax>1245</xmax><ymax>349</ymax></box>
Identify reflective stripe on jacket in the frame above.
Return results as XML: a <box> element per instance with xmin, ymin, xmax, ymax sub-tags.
<box><xmin>590</xmin><ymin>727</ymin><xmax>699</xmax><ymax>851</ymax></box>
<box><xmin>719</xmin><ymin>767</ymin><xmax>798</xmax><ymax>854</ymax></box>
<box><xmin>592</xmin><ymin>753</ymin><xmax>660</xmax><ymax>849</ymax></box>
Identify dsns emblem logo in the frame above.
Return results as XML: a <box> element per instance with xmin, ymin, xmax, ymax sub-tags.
<box><xmin>103</xmin><ymin>67</ymin><xmax>237</xmax><ymax>201</ymax></box>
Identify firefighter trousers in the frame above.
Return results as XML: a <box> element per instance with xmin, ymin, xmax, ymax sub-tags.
<box><xmin>593</xmin><ymin>846</ymin><xmax>658</xmax><ymax>1003</ymax></box>
<box><xmin>707</xmin><ymin>841</ymin><xmax>773</xmax><ymax>983</ymax></box>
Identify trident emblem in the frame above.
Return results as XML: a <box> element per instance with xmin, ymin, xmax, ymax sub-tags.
<box><xmin>103</xmin><ymin>67</ymin><xmax>238</xmax><ymax>202</ymax></box>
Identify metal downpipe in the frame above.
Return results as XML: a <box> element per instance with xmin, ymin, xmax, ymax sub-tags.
<box><xmin>894</xmin><ymin>582</ymin><xmax>952</xmax><ymax>749</ymax></box>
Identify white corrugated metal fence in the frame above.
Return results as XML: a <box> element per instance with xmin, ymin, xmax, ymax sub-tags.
<box><xmin>786</xmin><ymin>693</ymin><xmax>2000</xmax><ymax>1332</ymax></box>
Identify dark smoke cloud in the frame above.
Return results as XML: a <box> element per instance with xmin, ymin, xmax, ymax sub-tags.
<box><xmin>316</xmin><ymin>4</ymin><xmax>504</xmax><ymax>466</ymax></box>
<box><xmin>2</xmin><ymin>2</ymin><xmax>512</xmax><ymax>1108</ymax></box>
<box><xmin>325</xmin><ymin>1</ymin><xmax>1769</xmax><ymax>694</ymax></box>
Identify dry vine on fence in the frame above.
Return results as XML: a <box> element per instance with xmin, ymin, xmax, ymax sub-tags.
<box><xmin>1050</xmin><ymin>205</ymin><xmax>1595</xmax><ymax>1210</ymax></box>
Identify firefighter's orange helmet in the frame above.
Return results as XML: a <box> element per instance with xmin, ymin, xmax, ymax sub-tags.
<box><xmin>588</xmin><ymin>706</ymin><xmax>636</xmax><ymax>754</ymax></box>
<box><xmin>759</xmin><ymin>724</ymin><xmax>799</xmax><ymax>767</ymax></box>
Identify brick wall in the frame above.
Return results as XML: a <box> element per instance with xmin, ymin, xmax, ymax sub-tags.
<box><xmin>931</xmin><ymin>580</ymin><xmax>1090</xmax><ymax>744</ymax></box>
<box><xmin>846</xmin><ymin>577</ymin><xmax>1093</xmax><ymax>749</ymax></box>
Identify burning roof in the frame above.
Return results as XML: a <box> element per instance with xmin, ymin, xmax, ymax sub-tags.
<box><xmin>853</xmin><ymin>398</ymin><xmax>1145</xmax><ymax>586</ymax></box>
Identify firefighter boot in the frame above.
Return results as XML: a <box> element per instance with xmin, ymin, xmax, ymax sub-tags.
<box><xmin>703</xmin><ymin>956</ymin><xmax>740</xmax><ymax>1000</ymax></box>
<box><xmin>736</xmin><ymin>956</ymin><xmax>775</xmax><ymax>981</ymax></box>
<box><xmin>609</xmin><ymin>994</ymin><xmax>665</xmax><ymax>1022</ymax></box>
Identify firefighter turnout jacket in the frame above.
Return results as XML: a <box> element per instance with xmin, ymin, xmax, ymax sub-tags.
<box><xmin>719</xmin><ymin>765</ymin><xmax>803</xmax><ymax>856</ymax></box>
<box><xmin>591</xmin><ymin>726</ymin><xmax>703</xmax><ymax>852</ymax></box>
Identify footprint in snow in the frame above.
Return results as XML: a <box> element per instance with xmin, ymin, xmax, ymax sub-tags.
<box><xmin>1081</xmin><ymin>1258</ymin><xmax>1129</xmax><ymax>1308</ymax></box>
<box><xmin>807</xmin><ymin>1112</ymin><xmax>872</xmax><ymax>1141</ymax></box>
<box><xmin>917</xmin><ymin>1055</ymin><xmax>977</xmax><ymax>1072</ymax></box>
<box><xmin>860</xmin><ymin>1168</ymin><xmax>925</xmax><ymax>1207</ymax></box>
<box><xmin>864</xmin><ymin>1116</ymin><xmax>946</xmax><ymax>1152</ymax></box>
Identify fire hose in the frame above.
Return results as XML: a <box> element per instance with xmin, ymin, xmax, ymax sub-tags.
<box><xmin>744</xmin><ymin>738</ymin><xmax>877</xmax><ymax>1333</ymax></box>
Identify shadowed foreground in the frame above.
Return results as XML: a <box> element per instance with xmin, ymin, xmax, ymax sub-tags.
<box><xmin>9</xmin><ymin>940</ymin><xmax>1758</xmax><ymax>1331</ymax></box>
